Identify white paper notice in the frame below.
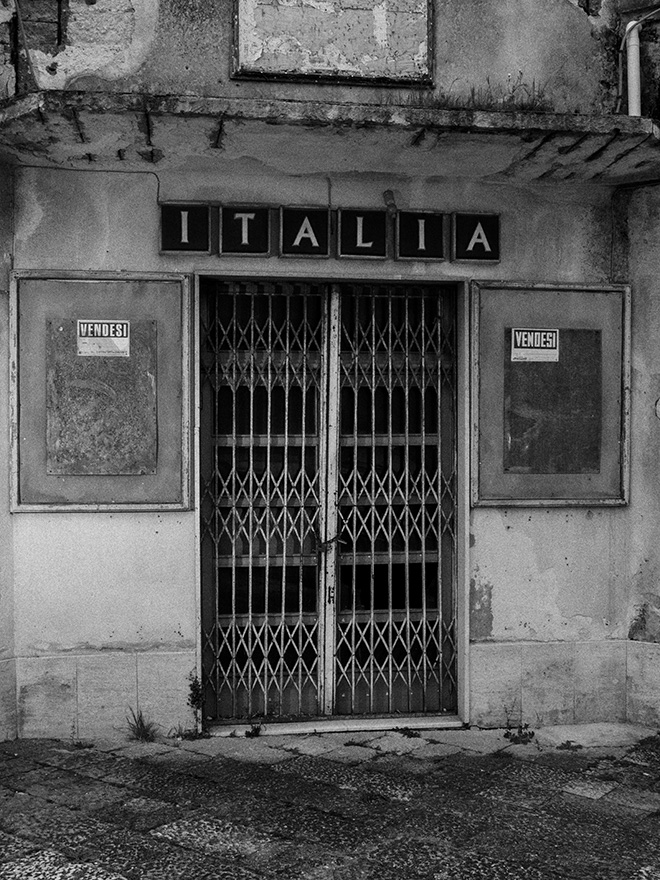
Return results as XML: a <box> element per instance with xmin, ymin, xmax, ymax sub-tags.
<box><xmin>77</xmin><ymin>320</ymin><xmax>130</xmax><ymax>357</ymax></box>
<box><xmin>511</xmin><ymin>328</ymin><xmax>559</xmax><ymax>363</ymax></box>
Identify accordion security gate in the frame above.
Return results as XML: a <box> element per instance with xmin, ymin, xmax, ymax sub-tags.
<box><xmin>200</xmin><ymin>278</ymin><xmax>458</xmax><ymax>720</ymax></box>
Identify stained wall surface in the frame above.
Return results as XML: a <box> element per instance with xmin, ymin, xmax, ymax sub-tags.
<box><xmin>3</xmin><ymin>0</ymin><xmax>622</xmax><ymax>113</ymax></box>
<box><xmin>2</xmin><ymin>0</ymin><xmax>660</xmax><ymax>737</ymax></box>
<box><xmin>6</xmin><ymin>161</ymin><xmax>649</xmax><ymax>737</ymax></box>
<box><xmin>0</xmin><ymin>164</ymin><xmax>15</xmax><ymax>740</ymax></box>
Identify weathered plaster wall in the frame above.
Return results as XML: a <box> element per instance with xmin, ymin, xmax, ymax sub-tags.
<box><xmin>10</xmin><ymin>168</ymin><xmax>198</xmax><ymax>740</ymax></box>
<box><xmin>470</xmin><ymin>510</ymin><xmax>629</xmax><ymax>645</ymax></box>
<box><xmin>13</xmin><ymin>515</ymin><xmax>197</xmax><ymax>739</ymax></box>
<box><xmin>0</xmin><ymin>1</ymin><xmax>15</xmax><ymax>102</ymax></box>
<box><xmin>0</xmin><ymin>164</ymin><xmax>15</xmax><ymax>740</ymax></box>
<box><xmin>8</xmin><ymin>163</ymin><xmax>620</xmax><ymax>739</ymax></box>
<box><xmin>433</xmin><ymin>0</ymin><xmax>618</xmax><ymax>114</ymax></box>
<box><xmin>470</xmin><ymin>183</ymin><xmax>660</xmax><ymax>730</ymax></box>
<box><xmin>9</xmin><ymin>161</ymin><xmax>660</xmax><ymax>736</ymax></box>
<box><xmin>619</xmin><ymin>185</ymin><xmax>660</xmax><ymax>725</ymax></box>
<box><xmin>147</xmin><ymin>0</ymin><xmax>621</xmax><ymax>112</ymax></box>
<box><xmin>18</xmin><ymin>0</ymin><xmax>158</xmax><ymax>92</ymax></box>
<box><xmin>6</xmin><ymin>0</ymin><xmax>620</xmax><ymax>114</ymax></box>
<box><xmin>235</xmin><ymin>0</ymin><xmax>430</xmax><ymax>81</ymax></box>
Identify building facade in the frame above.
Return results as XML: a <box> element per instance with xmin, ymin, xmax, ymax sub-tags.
<box><xmin>1</xmin><ymin>0</ymin><xmax>660</xmax><ymax>739</ymax></box>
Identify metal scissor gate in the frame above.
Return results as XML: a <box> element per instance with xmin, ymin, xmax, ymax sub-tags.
<box><xmin>200</xmin><ymin>278</ymin><xmax>458</xmax><ymax>720</ymax></box>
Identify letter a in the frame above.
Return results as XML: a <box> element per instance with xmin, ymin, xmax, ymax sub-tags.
<box><xmin>466</xmin><ymin>222</ymin><xmax>492</xmax><ymax>252</ymax></box>
<box><xmin>292</xmin><ymin>216</ymin><xmax>319</xmax><ymax>248</ymax></box>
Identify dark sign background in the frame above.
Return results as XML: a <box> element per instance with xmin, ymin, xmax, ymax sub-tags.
<box><xmin>398</xmin><ymin>212</ymin><xmax>444</xmax><ymax>259</ymax></box>
<box><xmin>281</xmin><ymin>209</ymin><xmax>330</xmax><ymax>256</ymax></box>
<box><xmin>221</xmin><ymin>207</ymin><xmax>270</xmax><ymax>254</ymax></box>
<box><xmin>454</xmin><ymin>213</ymin><xmax>500</xmax><ymax>261</ymax></box>
<box><xmin>161</xmin><ymin>205</ymin><xmax>209</xmax><ymax>251</ymax></box>
<box><xmin>339</xmin><ymin>210</ymin><xmax>387</xmax><ymax>257</ymax></box>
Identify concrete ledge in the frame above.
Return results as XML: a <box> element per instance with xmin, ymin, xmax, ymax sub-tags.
<box><xmin>1</xmin><ymin>92</ymin><xmax>659</xmax><ymax>184</ymax></box>
<box><xmin>210</xmin><ymin>715</ymin><xmax>464</xmax><ymax>738</ymax></box>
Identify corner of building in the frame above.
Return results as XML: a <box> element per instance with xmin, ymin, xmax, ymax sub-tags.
<box><xmin>0</xmin><ymin>160</ymin><xmax>16</xmax><ymax>741</ymax></box>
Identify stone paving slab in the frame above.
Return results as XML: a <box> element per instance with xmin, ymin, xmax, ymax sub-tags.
<box><xmin>279</xmin><ymin>734</ymin><xmax>342</xmax><ymax>756</ymax></box>
<box><xmin>76</xmin><ymin>826</ymin><xmax>235</xmax><ymax>880</ymax></box>
<box><xmin>0</xmin><ymin>757</ymin><xmax>42</xmax><ymax>778</ymax></box>
<box><xmin>151</xmin><ymin>815</ymin><xmax>266</xmax><ymax>855</ymax></box>
<box><xmin>318</xmin><ymin>743</ymin><xmax>379</xmax><ymax>762</ymax></box>
<box><xmin>407</xmin><ymin>740</ymin><xmax>463</xmax><ymax>759</ymax></box>
<box><xmin>0</xmin><ymin>849</ymin><xmax>129</xmax><ymax>880</ymax></box>
<box><xmin>369</xmin><ymin>732</ymin><xmax>429</xmax><ymax>754</ymax></box>
<box><xmin>0</xmin><ymin>828</ymin><xmax>40</xmax><ymax>863</ymax></box>
<box><xmin>177</xmin><ymin>736</ymin><xmax>238</xmax><ymax>756</ymax></box>
<box><xmin>423</xmin><ymin>728</ymin><xmax>511</xmax><ymax>753</ymax></box>
<box><xmin>1</xmin><ymin>726</ymin><xmax>660</xmax><ymax>879</ymax></box>
<box><xmin>601</xmin><ymin>785</ymin><xmax>660</xmax><ymax>813</ymax></box>
<box><xmin>88</xmin><ymin>795</ymin><xmax>186</xmax><ymax>832</ymax></box>
<box><xmin>141</xmin><ymin>748</ymin><xmax>212</xmax><ymax>768</ymax></box>
<box><xmin>272</xmin><ymin>754</ymin><xmax>418</xmax><ymax>801</ymax></box>
<box><xmin>561</xmin><ymin>778</ymin><xmax>619</xmax><ymax>799</ymax></box>
<box><xmin>335</xmin><ymin>835</ymin><xmax>549</xmax><ymax>880</ymax></box>
<box><xmin>0</xmin><ymin>799</ymin><xmax>111</xmax><ymax>860</ymax></box>
<box><xmin>109</xmin><ymin>743</ymin><xmax>173</xmax><ymax>760</ymax></box>
<box><xmin>172</xmin><ymin>736</ymin><xmax>294</xmax><ymax>764</ymax></box>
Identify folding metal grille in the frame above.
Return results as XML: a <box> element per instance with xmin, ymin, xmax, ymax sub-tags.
<box><xmin>334</xmin><ymin>285</ymin><xmax>457</xmax><ymax>714</ymax></box>
<box><xmin>200</xmin><ymin>278</ymin><xmax>457</xmax><ymax>721</ymax></box>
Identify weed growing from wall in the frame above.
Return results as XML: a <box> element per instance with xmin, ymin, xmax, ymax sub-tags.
<box><xmin>126</xmin><ymin>708</ymin><xmax>158</xmax><ymax>742</ymax></box>
<box><xmin>187</xmin><ymin>670</ymin><xmax>204</xmax><ymax>729</ymax></box>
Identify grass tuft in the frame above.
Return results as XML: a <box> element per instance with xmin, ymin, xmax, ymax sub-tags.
<box><xmin>126</xmin><ymin>708</ymin><xmax>159</xmax><ymax>742</ymax></box>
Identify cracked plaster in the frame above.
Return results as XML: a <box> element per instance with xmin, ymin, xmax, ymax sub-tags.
<box><xmin>30</xmin><ymin>0</ymin><xmax>158</xmax><ymax>91</ymax></box>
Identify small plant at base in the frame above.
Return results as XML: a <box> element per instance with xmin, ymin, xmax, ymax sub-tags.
<box><xmin>168</xmin><ymin>723</ymin><xmax>209</xmax><ymax>741</ymax></box>
<box><xmin>126</xmin><ymin>707</ymin><xmax>158</xmax><ymax>742</ymax></box>
<box><xmin>396</xmin><ymin>727</ymin><xmax>421</xmax><ymax>739</ymax></box>
<box><xmin>187</xmin><ymin>671</ymin><xmax>204</xmax><ymax>728</ymax></box>
<box><xmin>557</xmin><ymin>739</ymin><xmax>582</xmax><ymax>751</ymax></box>
<box><xmin>245</xmin><ymin>723</ymin><xmax>262</xmax><ymax>738</ymax></box>
<box><xmin>504</xmin><ymin>721</ymin><xmax>535</xmax><ymax>745</ymax></box>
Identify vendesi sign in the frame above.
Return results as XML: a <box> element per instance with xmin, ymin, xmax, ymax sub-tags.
<box><xmin>511</xmin><ymin>328</ymin><xmax>559</xmax><ymax>363</ymax></box>
<box><xmin>160</xmin><ymin>204</ymin><xmax>500</xmax><ymax>262</ymax></box>
<box><xmin>77</xmin><ymin>320</ymin><xmax>130</xmax><ymax>357</ymax></box>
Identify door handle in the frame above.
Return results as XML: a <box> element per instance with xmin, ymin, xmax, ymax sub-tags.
<box><xmin>313</xmin><ymin>530</ymin><xmax>345</xmax><ymax>553</ymax></box>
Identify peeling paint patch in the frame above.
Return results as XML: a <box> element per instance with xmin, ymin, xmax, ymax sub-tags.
<box><xmin>629</xmin><ymin>597</ymin><xmax>660</xmax><ymax>643</ymax></box>
<box><xmin>470</xmin><ymin>571</ymin><xmax>494</xmax><ymax>641</ymax></box>
<box><xmin>564</xmin><ymin>0</ymin><xmax>602</xmax><ymax>15</ymax></box>
<box><xmin>373</xmin><ymin>1</ymin><xmax>388</xmax><ymax>48</ymax></box>
<box><xmin>236</xmin><ymin>0</ymin><xmax>429</xmax><ymax>81</ymax></box>
<box><xmin>27</xmin><ymin>0</ymin><xmax>158</xmax><ymax>90</ymax></box>
<box><xmin>17</xmin><ymin>661</ymin><xmax>77</xmax><ymax>739</ymax></box>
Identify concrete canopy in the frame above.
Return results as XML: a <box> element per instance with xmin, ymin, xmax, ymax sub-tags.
<box><xmin>1</xmin><ymin>91</ymin><xmax>660</xmax><ymax>184</ymax></box>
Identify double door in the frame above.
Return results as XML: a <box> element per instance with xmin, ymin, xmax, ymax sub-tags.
<box><xmin>200</xmin><ymin>278</ymin><xmax>458</xmax><ymax>719</ymax></box>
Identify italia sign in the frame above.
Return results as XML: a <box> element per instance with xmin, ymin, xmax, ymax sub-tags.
<box><xmin>160</xmin><ymin>205</ymin><xmax>500</xmax><ymax>262</ymax></box>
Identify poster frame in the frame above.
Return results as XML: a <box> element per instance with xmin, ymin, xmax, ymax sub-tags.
<box><xmin>10</xmin><ymin>270</ymin><xmax>191</xmax><ymax>512</ymax></box>
<box><xmin>470</xmin><ymin>281</ymin><xmax>631</xmax><ymax>507</ymax></box>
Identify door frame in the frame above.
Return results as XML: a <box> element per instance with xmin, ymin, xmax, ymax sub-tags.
<box><xmin>193</xmin><ymin>272</ymin><xmax>470</xmax><ymax>727</ymax></box>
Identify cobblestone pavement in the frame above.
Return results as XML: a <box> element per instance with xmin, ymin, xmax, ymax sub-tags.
<box><xmin>1</xmin><ymin>723</ymin><xmax>660</xmax><ymax>879</ymax></box>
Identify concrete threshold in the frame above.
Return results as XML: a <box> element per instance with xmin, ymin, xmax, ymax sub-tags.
<box><xmin>209</xmin><ymin>714</ymin><xmax>465</xmax><ymax>737</ymax></box>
